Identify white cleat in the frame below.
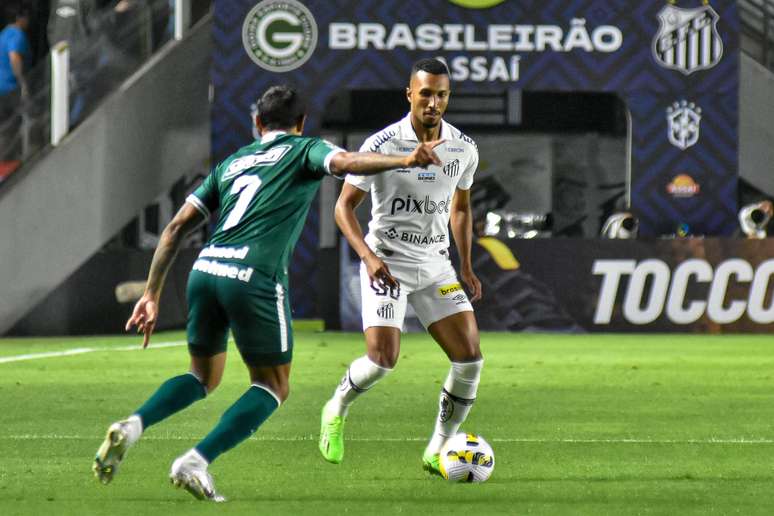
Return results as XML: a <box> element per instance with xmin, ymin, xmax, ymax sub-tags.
<box><xmin>170</xmin><ymin>449</ymin><xmax>226</xmax><ymax>503</ymax></box>
<box><xmin>93</xmin><ymin>420</ymin><xmax>133</xmax><ymax>484</ymax></box>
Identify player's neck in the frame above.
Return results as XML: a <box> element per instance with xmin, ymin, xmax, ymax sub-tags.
<box><xmin>410</xmin><ymin>117</ymin><xmax>442</xmax><ymax>143</ymax></box>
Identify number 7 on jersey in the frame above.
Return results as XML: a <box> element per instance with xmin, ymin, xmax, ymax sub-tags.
<box><xmin>222</xmin><ymin>175</ymin><xmax>262</xmax><ymax>231</ymax></box>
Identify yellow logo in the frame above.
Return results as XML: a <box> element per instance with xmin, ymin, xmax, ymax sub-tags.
<box><xmin>448</xmin><ymin>0</ymin><xmax>506</xmax><ymax>8</ymax></box>
<box><xmin>439</xmin><ymin>283</ymin><xmax>463</xmax><ymax>296</ymax></box>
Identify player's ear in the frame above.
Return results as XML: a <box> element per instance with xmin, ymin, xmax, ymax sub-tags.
<box><xmin>255</xmin><ymin>115</ymin><xmax>265</xmax><ymax>136</ymax></box>
<box><xmin>406</xmin><ymin>86</ymin><xmax>411</xmax><ymax>104</ymax></box>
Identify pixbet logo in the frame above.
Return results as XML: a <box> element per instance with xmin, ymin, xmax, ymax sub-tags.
<box><xmin>593</xmin><ymin>259</ymin><xmax>774</xmax><ymax>325</ymax></box>
<box><xmin>242</xmin><ymin>0</ymin><xmax>318</xmax><ymax>72</ymax></box>
<box><xmin>390</xmin><ymin>195</ymin><xmax>450</xmax><ymax>216</ymax></box>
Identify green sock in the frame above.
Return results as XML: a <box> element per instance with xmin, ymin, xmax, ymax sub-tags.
<box><xmin>195</xmin><ymin>385</ymin><xmax>280</xmax><ymax>463</ymax></box>
<box><xmin>134</xmin><ymin>373</ymin><xmax>207</xmax><ymax>428</ymax></box>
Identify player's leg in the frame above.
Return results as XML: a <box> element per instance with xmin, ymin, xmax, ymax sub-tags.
<box><xmin>92</xmin><ymin>354</ymin><xmax>223</xmax><ymax>485</ymax></box>
<box><xmin>319</xmin><ymin>261</ymin><xmax>408</xmax><ymax>464</ymax></box>
<box><xmin>169</xmin><ymin>274</ymin><xmax>290</xmax><ymax>501</ymax></box>
<box><xmin>426</xmin><ymin>310</ymin><xmax>482</xmax><ymax>452</ymax></box>
<box><xmin>194</xmin><ymin>363</ymin><xmax>288</xmax><ymax>463</ymax></box>
<box><xmin>411</xmin><ymin>267</ymin><xmax>483</xmax><ymax>475</ymax></box>
<box><xmin>319</xmin><ymin>326</ymin><xmax>399</xmax><ymax>463</ymax></box>
<box><xmin>329</xmin><ymin>326</ymin><xmax>400</xmax><ymax>415</ymax></box>
<box><xmin>93</xmin><ymin>270</ymin><xmax>227</xmax><ymax>484</ymax></box>
<box><xmin>170</xmin><ymin>363</ymin><xmax>289</xmax><ymax>503</ymax></box>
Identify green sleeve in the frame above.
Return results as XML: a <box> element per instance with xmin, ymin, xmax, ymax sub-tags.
<box><xmin>305</xmin><ymin>138</ymin><xmax>345</xmax><ymax>178</ymax></box>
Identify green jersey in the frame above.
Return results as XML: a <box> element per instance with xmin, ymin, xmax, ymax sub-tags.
<box><xmin>187</xmin><ymin>131</ymin><xmax>343</xmax><ymax>281</ymax></box>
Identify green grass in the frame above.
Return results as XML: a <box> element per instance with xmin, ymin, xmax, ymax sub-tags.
<box><xmin>2</xmin><ymin>330</ymin><xmax>774</xmax><ymax>515</ymax></box>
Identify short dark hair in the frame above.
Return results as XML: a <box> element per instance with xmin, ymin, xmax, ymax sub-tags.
<box><xmin>256</xmin><ymin>85</ymin><xmax>306</xmax><ymax>131</ymax></box>
<box><xmin>6</xmin><ymin>2</ymin><xmax>31</xmax><ymax>22</ymax></box>
<box><xmin>411</xmin><ymin>58</ymin><xmax>450</xmax><ymax>78</ymax></box>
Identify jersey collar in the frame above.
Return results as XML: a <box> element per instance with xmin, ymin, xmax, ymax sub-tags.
<box><xmin>397</xmin><ymin>113</ymin><xmax>452</xmax><ymax>143</ymax></box>
<box><xmin>261</xmin><ymin>130</ymin><xmax>288</xmax><ymax>144</ymax></box>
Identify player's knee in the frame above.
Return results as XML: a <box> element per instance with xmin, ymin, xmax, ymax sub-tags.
<box><xmin>368</xmin><ymin>348</ymin><xmax>399</xmax><ymax>369</ymax></box>
<box><xmin>454</xmin><ymin>337</ymin><xmax>482</xmax><ymax>362</ymax></box>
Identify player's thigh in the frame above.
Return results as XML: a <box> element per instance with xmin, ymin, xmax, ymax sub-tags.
<box><xmin>186</xmin><ymin>270</ymin><xmax>229</xmax><ymax>359</ymax></box>
<box><xmin>359</xmin><ymin>260</ymin><xmax>409</xmax><ymax>331</ymax></box>
<box><xmin>410</xmin><ymin>262</ymin><xmax>480</xmax><ymax>359</ymax></box>
<box><xmin>219</xmin><ymin>274</ymin><xmax>293</xmax><ymax>367</ymax></box>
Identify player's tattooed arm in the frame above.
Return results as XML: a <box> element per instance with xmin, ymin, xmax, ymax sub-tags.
<box><xmin>125</xmin><ymin>203</ymin><xmax>206</xmax><ymax>348</ymax></box>
<box><xmin>329</xmin><ymin>139</ymin><xmax>445</xmax><ymax>176</ymax></box>
<box><xmin>450</xmin><ymin>188</ymin><xmax>482</xmax><ymax>302</ymax></box>
<box><xmin>335</xmin><ymin>183</ymin><xmax>398</xmax><ymax>289</ymax></box>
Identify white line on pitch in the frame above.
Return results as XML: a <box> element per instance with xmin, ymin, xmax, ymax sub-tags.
<box><xmin>2</xmin><ymin>434</ymin><xmax>774</xmax><ymax>444</ymax></box>
<box><xmin>0</xmin><ymin>341</ymin><xmax>186</xmax><ymax>365</ymax></box>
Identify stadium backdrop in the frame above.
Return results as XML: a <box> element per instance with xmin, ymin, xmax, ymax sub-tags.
<box><xmin>210</xmin><ymin>0</ymin><xmax>765</xmax><ymax>333</ymax></box>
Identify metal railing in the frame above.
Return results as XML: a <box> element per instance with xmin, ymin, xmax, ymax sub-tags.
<box><xmin>0</xmin><ymin>0</ymin><xmax>209</xmax><ymax>183</ymax></box>
<box><xmin>739</xmin><ymin>0</ymin><xmax>774</xmax><ymax>70</ymax></box>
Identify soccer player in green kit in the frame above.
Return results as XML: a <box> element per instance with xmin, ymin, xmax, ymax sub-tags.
<box><xmin>92</xmin><ymin>85</ymin><xmax>443</xmax><ymax>502</ymax></box>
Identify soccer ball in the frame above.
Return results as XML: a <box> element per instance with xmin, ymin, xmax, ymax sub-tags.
<box><xmin>439</xmin><ymin>433</ymin><xmax>495</xmax><ymax>482</ymax></box>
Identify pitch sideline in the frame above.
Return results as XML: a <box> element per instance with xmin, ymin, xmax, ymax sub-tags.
<box><xmin>0</xmin><ymin>340</ymin><xmax>186</xmax><ymax>364</ymax></box>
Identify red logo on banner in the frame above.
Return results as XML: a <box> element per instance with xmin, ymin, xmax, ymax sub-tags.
<box><xmin>667</xmin><ymin>174</ymin><xmax>701</xmax><ymax>197</ymax></box>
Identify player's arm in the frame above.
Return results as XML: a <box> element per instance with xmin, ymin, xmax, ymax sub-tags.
<box><xmin>125</xmin><ymin>202</ymin><xmax>206</xmax><ymax>348</ymax></box>
<box><xmin>9</xmin><ymin>51</ymin><xmax>27</xmax><ymax>97</ymax></box>
<box><xmin>450</xmin><ymin>188</ymin><xmax>482</xmax><ymax>302</ymax></box>
<box><xmin>328</xmin><ymin>139</ymin><xmax>444</xmax><ymax>177</ymax></box>
<box><xmin>335</xmin><ymin>183</ymin><xmax>398</xmax><ymax>289</ymax></box>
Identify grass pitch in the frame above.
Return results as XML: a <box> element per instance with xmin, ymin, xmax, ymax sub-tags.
<box><xmin>2</xmin><ymin>330</ymin><xmax>774</xmax><ymax>515</ymax></box>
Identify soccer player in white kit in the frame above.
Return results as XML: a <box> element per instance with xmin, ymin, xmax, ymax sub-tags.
<box><xmin>319</xmin><ymin>58</ymin><xmax>484</xmax><ymax>475</ymax></box>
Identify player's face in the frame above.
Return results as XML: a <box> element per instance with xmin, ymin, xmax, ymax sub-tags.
<box><xmin>407</xmin><ymin>71</ymin><xmax>451</xmax><ymax>129</ymax></box>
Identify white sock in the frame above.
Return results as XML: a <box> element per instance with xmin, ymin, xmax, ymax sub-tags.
<box><xmin>185</xmin><ymin>448</ymin><xmax>209</xmax><ymax>467</ymax></box>
<box><xmin>172</xmin><ymin>448</ymin><xmax>209</xmax><ymax>472</ymax></box>
<box><xmin>124</xmin><ymin>414</ymin><xmax>143</xmax><ymax>446</ymax></box>
<box><xmin>328</xmin><ymin>355</ymin><xmax>392</xmax><ymax>417</ymax></box>
<box><xmin>425</xmin><ymin>359</ymin><xmax>483</xmax><ymax>456</ymax></box>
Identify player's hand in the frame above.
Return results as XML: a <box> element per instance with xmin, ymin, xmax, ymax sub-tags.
<box><xmin>404</xmin><ymin>139</ymin><xmax>444</xmax><ymax>168</ymax></box>
<box><xmin>125</xmin><ymin>293</ymin><xmax>159</xmax><ymax>349</ymax></box>
<box><xmin>461</xmin><ymin>267</ymin><xmax>482</xmax><ymax>302</ymax></box>
<box><xmin>364</xmin><ymin>253</ymin><xmax>399</xmax><ymax>291</ymax></box>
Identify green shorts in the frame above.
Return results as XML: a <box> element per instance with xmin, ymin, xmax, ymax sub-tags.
<box><xmin>186</xmin><ymin>263</ymin><xmax>292</xmax><ymax>365</ymax></box>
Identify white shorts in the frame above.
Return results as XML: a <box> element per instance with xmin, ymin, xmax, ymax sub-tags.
<box><xmin>359</xmin><ymin>258</ymin><xmax>474</xmax><ymax>331</ymax></box>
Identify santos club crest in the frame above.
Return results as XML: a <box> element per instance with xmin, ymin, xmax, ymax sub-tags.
<box><xmin>652</xmin><ymin>2</ymin><xmax>723</xmax><ymax>75</ymax></box>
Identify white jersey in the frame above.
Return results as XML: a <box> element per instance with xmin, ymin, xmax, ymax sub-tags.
<box><xmin>347</xmin><ymin>114</ymin><xmax>479</xmax><ymax>262</ymax></box>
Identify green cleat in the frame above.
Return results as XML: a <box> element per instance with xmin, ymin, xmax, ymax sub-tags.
<box><xmin>93</xmin><ymin>421</ymin><xmax>131</xmax><ymax>484</ymax></box>
<box><xmin>422</xmin><ymin>452</ymin><xmax>442</xmax><ymax>477</ymax></box>
<box><xmin>319</xmin><ymin>401</ymin><xmax>345</xmax><ymax>464</ymax></box>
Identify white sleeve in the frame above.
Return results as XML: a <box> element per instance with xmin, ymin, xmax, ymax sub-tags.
<box><xmin>344</xmin><ymin>135</ymin><xmax>382</xmax><ymax>192</ymax></box>
<box><xmin>456</xmin><ymin>145</ymin><xmax>479</xmax><ymax>191</ymax></box>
